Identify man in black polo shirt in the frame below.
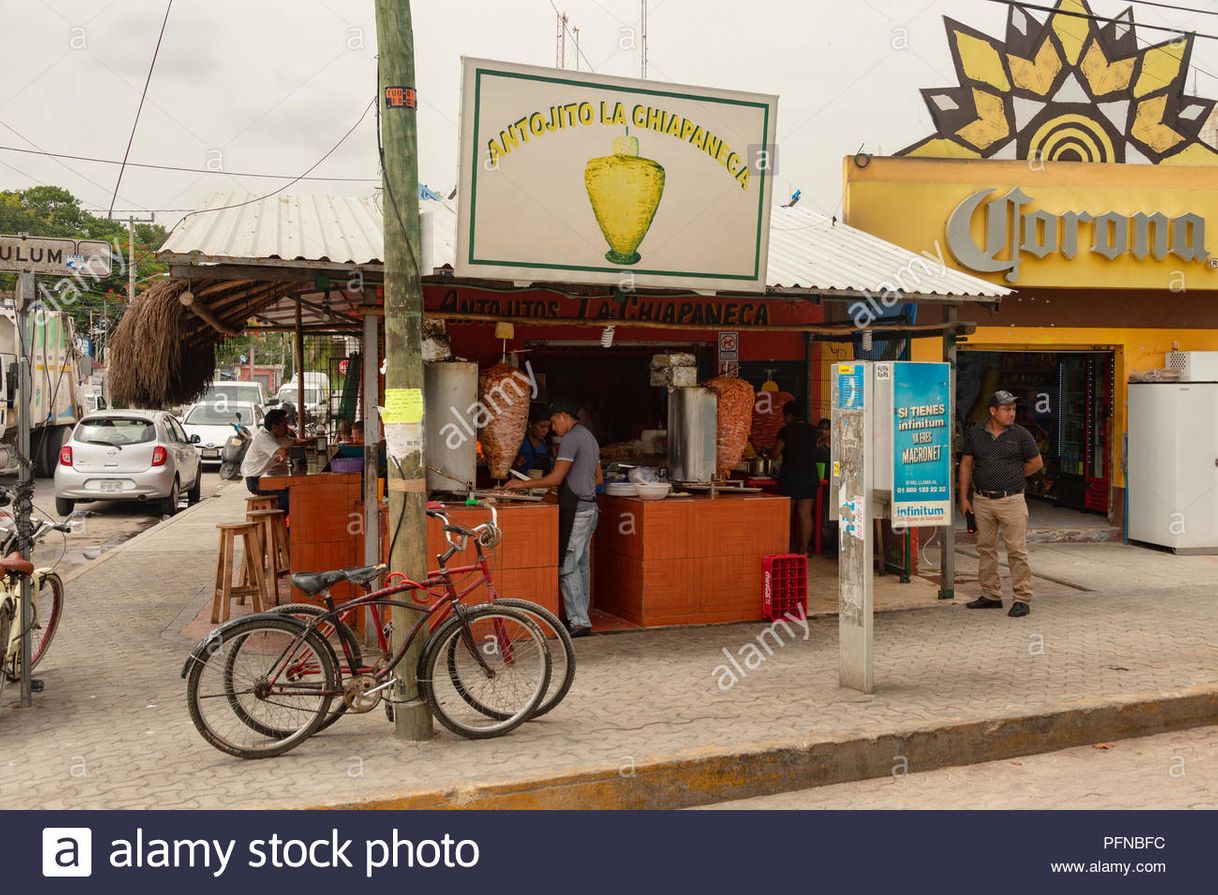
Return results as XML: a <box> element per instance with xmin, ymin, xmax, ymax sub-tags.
<box><xmin>958</xmin><ymin>390</ymin><xmax>1044</xmax><ymax>617</ymax></box>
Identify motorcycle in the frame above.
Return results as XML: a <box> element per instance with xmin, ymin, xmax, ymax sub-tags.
<box><xmin>218</xmin><ymin>413</ymin><xmax>253</xmax><ymax>482</ymax></box>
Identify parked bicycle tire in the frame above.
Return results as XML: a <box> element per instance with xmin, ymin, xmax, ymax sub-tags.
<box><xmin>3</xmin><ymin>572</ymin><xmax>64</xmax><ymax>682</ymax></box>
<box><xmin>0</xmin><ymin>600</ymin><xmax>12</xmax><ymax>704</ymax></box>
<box><xmin>266</xmin><ymin>602</ymin><xmax>364</xmax><ymax>732</ymax></box>
<box><xmin>419</xmin><ymin>604</ymin><xmax>551</xmax><ymax>739</ymax></box>
<box><xmin>185</xmin><ymin>615</ymin><xmax>339</xmax><ymax>759</ymax></box>
<box><xmin>449</xmin><ymin>598</ymin><xmax>575</xmax><ymax>719</ymax></box>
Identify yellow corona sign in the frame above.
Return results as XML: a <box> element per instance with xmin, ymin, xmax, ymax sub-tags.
<box><xmin>456</xmin><ymin>58</ymin><xmax>777</xmax><ymax>292</ymax></box>
<box><xmin>844</xmin><ymin>156</ymin><xmax>1218</xmax><ymax>290</ymax></box>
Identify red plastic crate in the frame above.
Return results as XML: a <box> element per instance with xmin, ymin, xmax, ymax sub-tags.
<box><xmin>762</xmin><ymin>553</ymin><xmax>808</xmax><ymax>621</ymax></box>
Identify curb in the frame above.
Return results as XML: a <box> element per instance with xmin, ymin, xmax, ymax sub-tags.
<box><xmin>324</xmin><ymin>686</ymin><xmax>1218</xmax><ymax>810</ymax></box>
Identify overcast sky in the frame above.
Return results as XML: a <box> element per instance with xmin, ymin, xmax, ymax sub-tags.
<box><xmin>2</xmin><ymin>0</ymin><xmax>1217</xmax><ymax>229</ymax></box>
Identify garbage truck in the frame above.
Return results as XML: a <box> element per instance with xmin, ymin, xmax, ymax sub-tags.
<box><xmin>0</xmin><ymin>309</ymin><xmax>83</xmax><ymax>477</ymax></box>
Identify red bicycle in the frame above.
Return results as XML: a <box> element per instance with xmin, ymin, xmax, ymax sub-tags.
<box><xmin>268</xmin><ymin>502</ymin><xmax>576</xmax><ymax>728</ymax></box>
<box><xmin>183</xmin><ymin>503</ymin><xmax>565</xmax><ymax>758</ymax></box>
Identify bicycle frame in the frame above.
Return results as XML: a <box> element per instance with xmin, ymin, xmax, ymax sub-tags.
<box><xmin>262</xmin><ymin>544</ymin><xmax>509</xmax><ymax>699</ymax></box>
<box><xmin>0</xmin><ymin>568</ymin><xmax>54</xmax><ymax>661</ymax></box>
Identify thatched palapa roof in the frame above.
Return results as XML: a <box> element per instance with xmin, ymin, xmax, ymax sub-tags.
<box><xmin>109</xmin><ymin>277</ymin><xmax>299</xmax><ymax>408</ymax></box>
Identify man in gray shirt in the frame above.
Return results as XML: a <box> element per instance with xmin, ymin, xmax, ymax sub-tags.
<box><xmin>506</xmin><ymin>398</ymin><xmax>602</xmax><ymax>636</ymax></box>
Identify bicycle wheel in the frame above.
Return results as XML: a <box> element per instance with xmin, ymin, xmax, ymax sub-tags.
<box><xmin>0</xmin><ymin>599</ymin><xmax>12</xmax><ymax>705</ymax></box>
<box><xmin>3</xmin><ymin>573</ymin><xmax>64</xmax><ymax>682</ymax></box>
<box><xmin>269</xmin><ymin>602</ymin><xmax>365</xmax><ymax>733</ymax></box>
<box><xmin>420</xmin><ymin>604</ymin><xmax>551</xmax><ymax>739</ymax></box>
<box><xmin>185</xmin><ymin>616</ymin><xmax>338</xmax><ymax>759</ymax></box>
<box><xmin>455</xmin><ymin>598</ymin><xmax>575</xmax><ymax>719</ymax></box>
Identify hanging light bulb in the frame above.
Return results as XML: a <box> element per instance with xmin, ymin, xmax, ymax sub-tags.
<box><xmin>601</xmin><ymin>325</ymin><xmax>615</xmax><ymax>348</ymax></box>
<box><xmin>861</xmin><ymin>329</ymin><xmax>873</xmax><ymax>352</ymax></box>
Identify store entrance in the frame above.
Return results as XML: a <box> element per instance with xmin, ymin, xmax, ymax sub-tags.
<box><xmin>958</xmin><ymin>349</ymin><xmax>1115</xmax><ymax>517</ymax></box>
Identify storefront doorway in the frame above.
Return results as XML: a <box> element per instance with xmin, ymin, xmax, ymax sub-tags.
<box><xmin>958</xmin><ymin>349</ymin><xmax>1115</xmax><ymax>517</ymax></box>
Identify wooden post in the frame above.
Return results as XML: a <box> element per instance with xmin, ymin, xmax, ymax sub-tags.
<box><xmin>295</xmin><ymin>296</ymin><xmax>305</xmax><ymax>431</ymax></box>
<box><xmin>939</xmin><ymin>306</ymin><xmax>957</xmax><ymax>600</ymax></box>
<box><xmin>375</xmin><ymin>0</ymin><xmax>433</xmax><ymax>740</ymax></box>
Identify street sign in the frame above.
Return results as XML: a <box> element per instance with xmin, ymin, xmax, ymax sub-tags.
<box><xmin>717</xmin><ymin>330</ymin><xmax>739</xmax><ymax>376</ymax></box>
<box><xmin>0</xmin><ymin>235</ymin><xmax>113</xmax><ymax>276</ymax></box>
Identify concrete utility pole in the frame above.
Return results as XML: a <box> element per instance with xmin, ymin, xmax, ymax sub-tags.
<box><xmin>375</xmin><ymin>0</ymin><xmax>433</xmax><ymax>741</ymax></box>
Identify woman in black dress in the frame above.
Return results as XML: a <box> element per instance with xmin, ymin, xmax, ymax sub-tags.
<box><xmin>772</xmin><ymin>401</ymin><xmax>820</xmax><ymax>555</ymax></box>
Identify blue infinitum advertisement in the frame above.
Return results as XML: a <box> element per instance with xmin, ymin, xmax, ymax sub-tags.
<box><xmin>891</xmin><ymin>362</ymin><xmax>951</xmax><ymax>528</ymax></box>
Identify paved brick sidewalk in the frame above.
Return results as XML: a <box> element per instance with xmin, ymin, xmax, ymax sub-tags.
<box><xmin>1</xmin><ymin>486</ymin><xmax>1216</xmax><ymax>809</ymax></box>
<box><xmin>702</xmin><ymin>726</ymin><xmax>1218</xmax><ymax>809</ymax></box>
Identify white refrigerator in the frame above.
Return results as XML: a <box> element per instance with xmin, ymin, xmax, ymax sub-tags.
<box><xmin>1128</xmin><ymin>382</ymin><xmax>1218</xmax><ymax>554</ymax></box>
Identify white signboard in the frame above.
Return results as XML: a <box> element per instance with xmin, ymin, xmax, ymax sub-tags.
<box><xmin>0</xmin><ymin>235</ymin><xmax>113</xmax><ymax>276</ymax></box>
<box><xmin>456</xmin><ymin>58</ymin><xmax>777</xmax><ymax>291</ymax></box>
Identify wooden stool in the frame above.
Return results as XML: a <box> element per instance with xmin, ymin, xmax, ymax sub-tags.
<box><xmin>245</xmin><ymin>495</ymin><xmax>278</xmax><ymax>514</ymax></box>
<box><xmin>246</xmin><ymin>508</ymin><xmax>290</xmax><ymax>604</ymax></box>
<box><xmin>212</xmin><ymin>522</ymin><xmax>270</xmax><ymax>623</ymax></box>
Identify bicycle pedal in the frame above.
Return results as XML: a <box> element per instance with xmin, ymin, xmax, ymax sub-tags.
<box><xmin>30</xmin><ymin>679</ymin><xmax>44</xmax><ymax>693</ymax></box>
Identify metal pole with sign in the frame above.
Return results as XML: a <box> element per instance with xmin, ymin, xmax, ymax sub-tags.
<box><xmin>15</xmin><ymin>273</ymin><xmax>34</xmax><ymax>706</ymax></box>
<box><xmin>832</xmin><ymin>361</ymin><xmax>873</xmax><ymax>693</ymax></box>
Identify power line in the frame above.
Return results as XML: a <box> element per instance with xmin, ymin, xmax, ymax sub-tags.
<box><xmin>1123</xmin><ymin>0</ymin><xmax>1218</xmax><ymax>19</ymax></box>
<box><xmin>980</xmin><ymin>0</ymin><xmax>1218</xmax><ymax>40</ymax></box>
<box><xmin>108</xmin><ymin>0</ymin><xmax>174</xmax><ymax>218</ymax></box>
<box><xmin>0</xmin><ymin>144</ymin><xmax>380</xmax><ymax>182</ymax></box>
<box><xmin>165</xmin><ymin>98</ymin><xmax>376</xmax><ymax>230</ymax></box>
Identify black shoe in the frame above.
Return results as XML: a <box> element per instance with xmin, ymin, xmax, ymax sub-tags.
<box><xmin>569</xmin><ymin>625</ymin><xmax>593</xmax><ymax>638</ymax></box>
<box><xmin>966</xmin><ymin>596</ymin><xmax>1004</xmax><ymax>609</ymax></box>
<box><xmin>1008</xmin><ymin>601</ymin><xmax>1030</xmax><ymax>618</ymax></box>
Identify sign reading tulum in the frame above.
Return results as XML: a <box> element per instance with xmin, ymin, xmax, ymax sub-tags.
<box><xmin>0</xmin><ymin>234</ymin><xmax>113</xmax><ymax>277</ymax></box>
<box><xmin>946</xmin><ymin>187</ymin><xmax>1206</xmax><ymax>284</ymax></box>
<box><xmin>456</xmin><ymin>58</ymin><xmax>777</xmax><ymax>291</ymax></box>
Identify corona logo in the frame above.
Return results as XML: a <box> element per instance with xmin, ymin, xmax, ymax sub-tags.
<box><xmin>946</xmin><ymin>187</ymin><xmax>1207</xmax><ymax>282</ymax></box>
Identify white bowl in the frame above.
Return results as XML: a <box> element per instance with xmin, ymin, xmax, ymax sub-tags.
<box><xmin>633</xmin><ymin>482</ymin><xmax>672</xmax><ymax>500</ymax></box>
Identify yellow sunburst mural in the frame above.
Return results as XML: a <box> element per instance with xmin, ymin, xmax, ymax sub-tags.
<box><xmin>899</xmin><ymin>0</ymin><xmax>1218</xmax><ymax>165</ymax></box>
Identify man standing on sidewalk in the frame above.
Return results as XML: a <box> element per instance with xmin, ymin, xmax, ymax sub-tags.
<box><xmin>958</xmin><ymin>390</ymin><xmax>1044</xmax><ymax>617</ymax></box>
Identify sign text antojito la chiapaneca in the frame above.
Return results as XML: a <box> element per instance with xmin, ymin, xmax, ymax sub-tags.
<box><xmin>485</xmin><ymin>100</ymin><xmax>753</xmax><ymax>191</ymax></box>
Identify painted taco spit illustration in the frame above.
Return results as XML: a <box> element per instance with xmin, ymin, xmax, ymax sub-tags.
<box><xmin>584</xmin><ymin>131</ymin><xmax>665</xmax><ymax>265</ymax></box>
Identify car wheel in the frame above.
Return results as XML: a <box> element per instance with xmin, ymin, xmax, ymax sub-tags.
<box><xmin>54</xmin><ymin>497</ymin><xmax>75</xmax><ymax>517</ymax></box>
<box><xmin>158</xmin><ymin>478</ymin><xmax>180</xmax><ymax>517</ymax></box>
<box><xmin>186</xmin><ymin>468</ymin><xmax>202</xmax><ymax>504</ymax></box>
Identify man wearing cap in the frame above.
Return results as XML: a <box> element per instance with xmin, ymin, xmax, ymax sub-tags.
<box><xmin>958</xmin><ymin>390</ymin><xmax>1044</xmax><ymax>617</ymax></box>
<box><xmin>505</xmin><ymin>398</ymin><xmax>602</xmax><ymax>637</ymax></box>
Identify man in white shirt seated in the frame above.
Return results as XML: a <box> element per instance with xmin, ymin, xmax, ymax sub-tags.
<box><xmin>242</xmin><ymin>408</ymin><xmax>295</xmax><ymax>514</ymax></box>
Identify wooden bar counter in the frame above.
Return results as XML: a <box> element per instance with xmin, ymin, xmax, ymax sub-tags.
<box><xmin>593</xmin><ymin>493</ymin><xmax>790</xmax><ymax>627</ymax></box>
<box><xmin>259</xmin><ymin>469</ymin><xmax>364</xmax><ymax>601</ymax></box>
<box><xmin>261</xmin><ymin>465</ymin><xmax>562</xmax><ymax>612</ymax></box>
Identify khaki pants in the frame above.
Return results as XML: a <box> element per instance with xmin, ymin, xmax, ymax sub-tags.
<box><xmin>974</xmin><ymin>493</ymin><xmax>1032</xmax><ymax>603</ymax></box>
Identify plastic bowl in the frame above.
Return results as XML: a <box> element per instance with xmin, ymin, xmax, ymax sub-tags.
<box><xmin>633</xmin><ymin>482</ymin><xmax>671</xmax><ymax>501</ymax></box>
<box><xmin>329</xmin><ymin>457</ymin><xmax>364</xmax><ymax>474</ymax></box>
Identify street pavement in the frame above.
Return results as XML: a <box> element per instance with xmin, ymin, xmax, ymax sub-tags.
<box><xmin>0</xmin><ymin>482</ymin><xmax>1216</xmax><ymax>809</ymax></box>
<box><xmin>2</xmin><ymin>470</ymin><xmax>226</xmax><ymax>577</ymax></box>
<box><xmin>701</xmin><ymin>726</ymin><xmax>1218</xmax><ymax>809</ymax></box>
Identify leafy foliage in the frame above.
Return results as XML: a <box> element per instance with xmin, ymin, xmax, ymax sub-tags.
<box><xmin>0</xmin><ymin>186</ymin><xmax>168</xmax><ymax>345</ymax></box>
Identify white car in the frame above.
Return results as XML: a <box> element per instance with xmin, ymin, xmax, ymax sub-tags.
<box><xmin>275</xmin><ymin>383</ymin><xmax>328</xmax><ymax>426</ymax></box>
<box><xmin>53</xmin><ymin>410</ymin><xmax>203</xmax><ymax>517</ymax></box>
<box><xmin>202</xmin><ymin>379</ymin><xmax>268</xmax><ymax>408</ymax></box>
<box><xmin>181</xmin><ymin>402</ymin><xmax>264</xmax><ymax>465</ymax></box>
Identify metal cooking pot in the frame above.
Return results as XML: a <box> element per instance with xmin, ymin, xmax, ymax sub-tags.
<box><xmin>747</xmin><ymin>457</ymin><xmax>776</xmax><ymax>477</ymax></box>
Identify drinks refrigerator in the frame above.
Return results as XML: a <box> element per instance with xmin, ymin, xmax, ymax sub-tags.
<box><xmin>1128</xmin><ymin>382</ymin><xmax>1218</xmax><ymax>554</ymax></box>
<box><xmin>1056</xmin><ymin>354</ymin><xmax>1113</xmax><ymax>513</ymax></box>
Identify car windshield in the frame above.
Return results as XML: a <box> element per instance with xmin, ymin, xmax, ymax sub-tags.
<box><xmin>203</xmin><ymin>384</ymin><xmax>263</xmax><ymax>404</ymax></box>
<box><xmin>278</xmin><ymin>387</ymin><xmax>322</xmax><ymax>404</ymax></box>
<box><xmin>75</xmin><ymin>417</ymin><xmax>155</xmax><ymax>446</ymax></box>
<box><xmin>185</xmin><ymin>404</ymin><xmax>256</xmax><ymax>425</ymax></box>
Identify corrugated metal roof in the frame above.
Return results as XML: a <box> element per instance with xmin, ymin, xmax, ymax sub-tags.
<box><xmin>160</xmin><ymin>193</ymin><xmax>1007</xmax><ymax>300</ymax></box>
<box><xmin>767</xmin><ymin>205</ymin><xmax>1009</xmax><ymax>298</ymax></box>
